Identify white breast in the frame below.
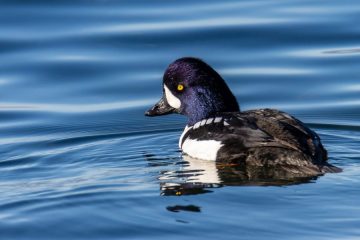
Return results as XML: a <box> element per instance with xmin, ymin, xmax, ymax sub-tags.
<box><xmin>179</xmin><ymin>125</ymin><xmax>192</xmax><ymax>148</ymax></box>
<box><xmin>178</xmin><ymin>117</ymin><xmax>226</xmax><ymax>160</ymax></box>
<box><xmin>181</xmin><ymin>138</ymin><xmax>223</xmax><ymax>161</ymax></box>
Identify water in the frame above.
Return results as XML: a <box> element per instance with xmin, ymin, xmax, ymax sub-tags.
<box><xmin>0</xmin><ymin>0</ymin><xmax>359</xmax><ymax>239</ymax></box>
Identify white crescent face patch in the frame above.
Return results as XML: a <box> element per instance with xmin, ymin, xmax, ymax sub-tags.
<box><xmin>164</xmin><ymin>84</ymin><xmax>181</xmax><ymax>109</ymax></box>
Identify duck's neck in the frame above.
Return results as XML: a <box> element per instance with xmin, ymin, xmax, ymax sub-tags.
<box><xmin>182</xmin><ymin>85</ymin><xmax>240</xmax><ymax>125</ymax></box>
<box><xmin>185</xmin><ymin>97</ymin><xmax>240</xmax><ymax>126</ymax></box>
<box><xmin>187</xmin><ymin>111</ymin><xmax>216</xmax><ymax>126</ymax></box>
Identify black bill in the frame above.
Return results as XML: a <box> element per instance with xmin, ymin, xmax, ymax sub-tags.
<box><xmin>145</xmin><ymin>96</ymin><xmax>176</xmax><ymax>116</ymax></box>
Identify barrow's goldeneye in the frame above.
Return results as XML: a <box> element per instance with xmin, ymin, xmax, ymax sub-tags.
<box><xmin>145</xmin><ymin>57</ymin><xmax>340</xmax><ymax>174</ymax></box>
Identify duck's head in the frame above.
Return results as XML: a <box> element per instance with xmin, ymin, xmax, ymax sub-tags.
<box><xmin>145</xmin><ymin>57</ymin><xmax>239</xmax><ymax>125</ymax></box>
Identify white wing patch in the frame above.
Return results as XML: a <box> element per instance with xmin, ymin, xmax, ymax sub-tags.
<box><xmin>182</xmin><ymin>139</ymin><xmax>223</xmax><ymax>161</ymax></box>
<box><xmin>193</xmin><ymin>121</ymin><xmax>201</xmax><ymax>129</ymax></box>
<box><xmin>164</xmin><ymin>85</ymin><xmax>181</xmax><ymax>109</ymax></box>
<box><xmin>214</xmin><ymin>117</ymin><xmax>222</xmax><ymax>123</ymax></box>
<box><xmin>206</xmin><ymin>118</ymin><xmax>214</xmax><ymax>124</ymax></box>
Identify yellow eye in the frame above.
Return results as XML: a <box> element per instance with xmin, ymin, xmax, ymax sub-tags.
<box><xmin>177</xmin><ymin>84</ymin><xmax>184</xmax><ymax>91</ymax></box>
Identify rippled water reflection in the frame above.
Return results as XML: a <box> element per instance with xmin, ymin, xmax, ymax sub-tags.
<box><xmin>0</xmin><ymin>0</ymin><xmax>359</xmax><ymax>239</ymax></box>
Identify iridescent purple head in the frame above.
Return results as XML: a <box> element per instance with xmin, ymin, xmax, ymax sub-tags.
<box><xmin>145</xmin><ymin>57</ymin><xmax>240</xmax><ymax>125</ymax></box>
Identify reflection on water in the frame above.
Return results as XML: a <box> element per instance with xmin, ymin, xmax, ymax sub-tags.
<box><xmin>150</xmin><ymin>155</ymin><xmax>320</xmax><ymax>196</ymax></box>
<box><xmin>166</xmin><ymin>205</ymin><xmax>201</xmax><ymax>213</ymax></box>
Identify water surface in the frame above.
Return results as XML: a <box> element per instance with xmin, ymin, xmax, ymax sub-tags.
<box><xmin>0</xmin><ymin>0</ymin><xmax>360</xmax><ymax>239</ymax></box>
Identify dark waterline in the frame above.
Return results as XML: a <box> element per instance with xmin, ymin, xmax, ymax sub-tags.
<box><xmin>0</xmin><ymin>0</ymin><xmax>360</xmax><ymax>239</ymax></box>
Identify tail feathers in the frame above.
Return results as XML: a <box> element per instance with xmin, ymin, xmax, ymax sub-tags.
<box><xmin>320</xmin><ymin>164</ymin><xmax>342</xmax><ymax>173</ymax></box>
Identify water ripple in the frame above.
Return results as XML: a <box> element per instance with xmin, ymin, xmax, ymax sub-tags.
<box><xmin>0</xmin><ymin>0</ymin><xmax>359</xmax><ymax>239</ymax></box>
<box><xmin>0</xmin><ymin>100</ymin><xmax>155</xmax><ymax>113</ymax></box>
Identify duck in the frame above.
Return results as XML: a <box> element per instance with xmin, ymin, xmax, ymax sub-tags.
<box><xmin>145</xmin><ymin>57</ymin><xmax>340</xmax><ymax>175</ymax></box>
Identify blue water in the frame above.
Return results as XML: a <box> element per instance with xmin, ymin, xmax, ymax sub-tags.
<box><xmin>0</xmin><ymin>0</ymin><xmax>360</xmax><ymax>239</ymax></box>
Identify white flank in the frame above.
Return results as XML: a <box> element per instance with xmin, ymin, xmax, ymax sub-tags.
<box><xmin>164</xmin><ymin>85</ymin><xmax>181</xmax><ymax>109</ymax></box>
<box><xmin>182</xmin><ymin>139</ymin><xmax>223</xmax><ymax>161</ymax></box>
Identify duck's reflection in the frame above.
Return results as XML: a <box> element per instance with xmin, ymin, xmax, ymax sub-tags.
<box><xmin>166</xmin><ymin>205</ymin><xmax>201</xmax><ymax>213</ymax></box>
<box><xmin>147</xmin><ymin>154</ymin><xmax>321</xmax><ymax>196</ymax></box>
<box><xmin>145</xmin><ymin>154</ymin><xmax>324</xmax><ymax>214</ymax></box>
<box><xmin>158</xmin><ymin>156</ymin><xmax>222</xmax><ymax>196</ymax></box>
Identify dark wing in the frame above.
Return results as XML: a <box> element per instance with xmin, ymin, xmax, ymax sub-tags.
<box><xmin>184</xmin><ymin>115</ymin><xmax>283</xmax><ymax>150</ymax></box>
<box><xmin>241</xmin><ymin>108</ymin><xmax>327</xmax><ymax>164</ymax></box>
<box><xmin>184</xmin><ymin>110</ymin><xmax>329</xmax><ymax>166</ymax></box>
<box><xmin>183</xmin><ymin>114</ymin><xmax>303</xmax><ymax>165</ymax></box>
<box><xmin>182</xmin><ymin>110</ymin><xmax>339</xmax><ymax>173</ymax></box>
